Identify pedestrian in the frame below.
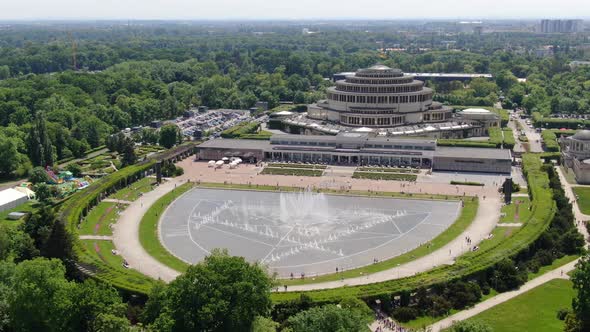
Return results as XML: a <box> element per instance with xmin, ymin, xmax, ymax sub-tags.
<box><xmin>284</xmin><ymin>285</ymin><xmax>287</xmax><ymax>291</ymax></box>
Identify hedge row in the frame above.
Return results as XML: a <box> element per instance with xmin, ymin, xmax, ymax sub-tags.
<box><xmin>352</xmin><ymin>172</ymin><xmax>418</xmax><ymax>181</ymax></box>
<box><xmin>541</xmin><ymin>130</ymin><xmax>559</xmax><ymax>152</ymax></box>
<box><xmin>437</xmin><ymin>139</ymin><xmax>497</xmax><ymax>149</ymax></box>
<box><xmin>450</xmin><ymin>181</ymin><xmax>484</xmax><ymax>186</ymax></box>
<box><xmin>271</xmin><ymin>153</ymin><xmax>555</xmax><ymax>303</ymax></box>
<box><xmin>503</xmin><ymin>128</ymin><xmax>516</xmax><ymax>149</ymax></box>
<box><xmin>488</xmin><ymin>127</ymin><xmax>503</xmax><ymax>147</ymax></box>
<box><xmin>220</xmin><ymin>121</ymin><xmax>261</xmax><ymax>138</ymax></box>
<box><xmin>532</xmin><ymin>112</ymin><xmax>589</xmax><ymax>129</ymax></box>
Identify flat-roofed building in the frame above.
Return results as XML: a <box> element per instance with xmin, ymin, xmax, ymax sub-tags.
<box><xmin>433</xmin><ymin>147</ymin><xmax>512</xmax><ymax>173</ymax></box>
<box><xmin>196</xmin><ymin>134</ymin><xmax>512</xmax><ymax>173</ymax></box>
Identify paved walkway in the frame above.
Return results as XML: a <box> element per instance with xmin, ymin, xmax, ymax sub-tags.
<box><xmin>112</xmin><ymin>178</ymin><xmax>185</xmax><ymax>282</ymax></box>
<box><xmin>556</xmin><ymin>166</ymin><xmax>590</xmax><ymax>241</ymax></box>
<box><xmin>79</xmin><ymin>235</ymin><xmax>113</xmax><ymax>240</ymax></box>
<box><xmin>111</xmin><ymin>167</ymin><xmax>501</xmax><ymax>288</ymax></box>
<box><xmin>102</xmin><ymin>198</ymin><xmax>133</xmax><ymax>205</ymax></box>
<box><xmin>497</xmin><ymin>223</ymin><xmax>522</xmax><ymax>227</ymax></box>
<box><xmin>428</xmin><ymin>259</ymin><xmax>579</xmax><ymax>332</ymax></box>
<box><xmin>286</xmin><ymin>196</ymin><xmax>501</xmax><ymax>292</ymax></box>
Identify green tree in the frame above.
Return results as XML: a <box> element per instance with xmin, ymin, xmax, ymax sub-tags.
<box><xmin>153</xmin><ymin>249</ymin><xmax>273</xmax><ymax>332</ymax></box>
<box><xmin>34</xmin><ymin>183</ymin><xmax>54</xmax><ymax>203</ymax></box>
<box><xmin>26</xmin><ymin>112</ymin><xmax>54</xmax><ymax>167</ymax></box>
<box><xmin>158</xmin><ymin>124</ymin><xmax>180</xmax><ymax>149</ymax></box>
<box><xmin>66</xmin><ymin>163</ymin><xmax>83</xmax><ymax>178</ymax></box>
<box><xmin>29</xmin><ymin>166</ymin><xmax>50</xmax><ymax>184</ymax></box>
<box><xmin>0</xmin><ymin>65</ymin><xmax>9</xmax><ymax>80</ymax></box>
<box><xmin>570</xmin><ymin>254</ymin><xmax>590</xmax><ymax>331</ymax></box>
<box><xmin>450</xmin><ymin>320</ymin><xmax>494</xmax><ymax>332</ymax></box>
<box><xmin>287</xmin><ymin>304</ymin><xmax>372</xmax><ymax>332</ymax></box>
<box><xmin>8</xmin><ymin>258</ymin><xmax>75</xmax><ymax>332</ymax></box>
<box><xmin>0</xmin><ymin>134</ymin><xmax>21</xmax><ymax>178</ymax></box>
<box><xmin>252</xmin><ymin>316</ymin><xmax>279</xmax><ymax>332</ymax></box>
<box><xmin>121</xmin><ymin>137</ymin><xmax>137</xmax><ymax>167</ymax></box>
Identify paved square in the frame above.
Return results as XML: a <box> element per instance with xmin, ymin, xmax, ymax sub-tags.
<box><xmin>160</xmin><ymin>188</ymin><xmax>460</xmax><ymax>277</ymax></box>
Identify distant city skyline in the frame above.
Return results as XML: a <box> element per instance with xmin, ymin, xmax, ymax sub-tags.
<box><xmin>1</xmin><ymin>0</ymin><xmax>589</xmax><ymax>21</ymax></box>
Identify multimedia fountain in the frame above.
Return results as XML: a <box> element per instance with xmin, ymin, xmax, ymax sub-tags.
<box><xmin>160</xmin><ymin>188</ymin><xmax>461</xmax><ymax>277</ymax></box>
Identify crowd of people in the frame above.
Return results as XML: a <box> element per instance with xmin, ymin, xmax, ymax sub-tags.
<box><xmin>373</xmin><ymin>311</ymin><xmax>413</xmax><ymax>332</ymax></box>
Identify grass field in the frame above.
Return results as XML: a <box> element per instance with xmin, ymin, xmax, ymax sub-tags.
<box><xmin>267</xmin><ymin>163</ymin><xmax>327</xmax><ymax>170</ymax></box>
<box><xmin>260</xmin><ymin>167</ymin><xmax>324</xmax><ymax>176</ymax></box>
<box><xmin>139</xmin><ymin>183</ymin><xmax>193</xmax><ymax>273</ymax></box>
<box><xmin>500</xmin><ymin>197</ymin><xmax>531</xmax><ymax>223</ymax></box>
<box><xmin>108</xmin><ymin>177</ymin><xmax>157</xmax><ymax>201</ymax></box>
<box><xmin>357</xmin><ymin>167</ymin><xmax>420</xmax><ymax>173</ymax></box>
<box><xmin>0</xmin><ymin>201</ymin><xmax>36</xmax><ymax>227</ymax></box>
<box><xmin>573</xmin><ymin>186</ymin><xmax>590</xmax><ymax>215</ymax></box>
<box><xmin>352</xmin><ymin>171</ymin><xmax>418</xmax><ymax>181</ymax></box>
<box><xmin>463</xmin><ymin>279</ymin><xmax>575</xmax><ymax>332</ymax></box>
<box><xmin>79</xmin><ymin>202</ymin><xmax>123</xmax><ymax>236</ymax></box>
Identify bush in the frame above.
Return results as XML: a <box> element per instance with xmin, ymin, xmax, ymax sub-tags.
<box><xmin>451</xmin><ymin>181</ymin><xmax>484</xmax><ymax>186</ymax></box>
<box><xmin>29</xmin><ymin>166</ymin><xmax>50</xmax><ymax>184</ymax></box>
<box><xmin>557</xmin><ymin>308</ymin><xmax>570</xmax><ymax>321</ymax></box>
<box><xmin>541</xmin><ymin>130</ymin><xmax>559</xmax><ymax>152</ymax></box>
<box><xmin>392</xmin><ymin>307</ymin><xmax>418</xmax><ymax>323</ymax></box>
<box><xmin>450</xmin><ymin>320</ymin><xmax>493</xmax><ymax>332</ymax></box>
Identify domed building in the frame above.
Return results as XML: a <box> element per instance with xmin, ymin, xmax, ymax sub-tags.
<box><xmin>307</xmin><ymin>65</ymin><xmax>453</xmax><ymax>127</ymax></box>
<box><xmin>560</xmin><ymin>130</ymin><xmax>590</xmax><ymax>184</ymax></box>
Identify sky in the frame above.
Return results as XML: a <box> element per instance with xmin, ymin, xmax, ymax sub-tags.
<box><xmin>0</xmin><ymin>0</ymin><xmax>588</xmax><ymax>20</ymax></box>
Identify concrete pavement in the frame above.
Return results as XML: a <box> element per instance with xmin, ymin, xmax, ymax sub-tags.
<box><xmin>112</xmin><ymin>178</ymin><xmax>184</xmax><ymax>282</ymax></box>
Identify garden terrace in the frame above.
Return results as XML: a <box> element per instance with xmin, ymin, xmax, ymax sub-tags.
<box><xmin>59</xmin><ymin>143</ymin><xmax>196</xmax><ymax>294</ymax></box>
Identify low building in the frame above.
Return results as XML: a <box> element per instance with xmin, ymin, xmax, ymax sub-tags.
<box><xmin>196</xmin><ymin>134</ymin><xmax>512</xmax><ymax>173</ymax></box>
<box><xmin>560</xmin><ymin>130</ymin><xmax>590</xmax><ymax>184</ymax></box>
<box><xmin>455</xmin><ymin>108</ymin><xmax>501</xmax><ymax>136</ymax></box>
<box><xmin>433</xmin><ymin>147</ymin><xmax>512</xmax><ymax>173</ymax></box>
<box><xmin>0</xmin><ymin>188</ymin><xmax>29</xmax><ymax>213</ymax></box>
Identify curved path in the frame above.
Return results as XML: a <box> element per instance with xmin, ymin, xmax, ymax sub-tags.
<box><xmin>113</xmin><ymin>174</ymin><xmax>501</xmax><ymax>289</ymax></box>
<box><xmin>112</xmin><ymin>178</ymin><xmax>184</xmax><ymax>282</ymax></box>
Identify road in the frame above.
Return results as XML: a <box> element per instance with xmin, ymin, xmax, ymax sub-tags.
<box><xmin>514</xmin><ymin>116</ymin><xmax>543</xmax><ymax>153</ymax></box>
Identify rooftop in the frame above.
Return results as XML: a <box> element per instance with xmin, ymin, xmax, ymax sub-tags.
<box><xmin>198</xmin><ymin>139</ymin><xmax>271</xmax><ymax>150</ymax></box>
<box><xmin>434</xmin><ymin>146</ymin><xmax>512</xmax><ymax>160</ymax></box>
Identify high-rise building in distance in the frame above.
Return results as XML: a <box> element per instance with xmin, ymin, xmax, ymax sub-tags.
<box><xmin>540</xmin><ymin>19</ymin><xmax>583</xmax><ymax>33</ymax></box>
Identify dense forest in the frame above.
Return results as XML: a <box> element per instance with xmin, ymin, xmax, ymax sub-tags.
<box><xmin>0</xmin><ymin>22</ymin><xmax>589</xmax><ymax>180</ymax></box>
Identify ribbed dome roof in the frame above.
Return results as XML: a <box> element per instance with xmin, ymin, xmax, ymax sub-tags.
<box><xmin>572</xmin><ymin>130</ymin><xmax>590</xmax><ymax>141</ymax></box>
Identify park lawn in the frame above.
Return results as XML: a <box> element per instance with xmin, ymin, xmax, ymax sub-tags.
<box><xmin>109</xmin><ymin>177</ymin><xmax>157</xmax><ymax>201</ymax></box>
<box><xmin>283</xmin><ymin>199</ymin><xmax>478</xmax><ymax>286</ymax></box>
<box><xmin>459</xmin><ymin>226</ymin><xmax>520</xmax><ymax>261</ymax></box>
<box><xmin>500</xmin><ymin>197</ymin><xmax>531</xmax><ymax>223</ymax></box>
<box><xmin>0</xmin><ymin>200</ymin><xmax>36</xmax><ymax>227</ymax></box>
<box><xmin>352</xmin><ymin>171</ymin><xmax>418</xmax><ymax>181</ymax></box>
<box><xmin>79</xmin><ymin>239</ymin><xmax>153</xmax><ymax>285</ymax></box>
<box><xmin>267</xmin><ymin>163</ymin><xmax>327</xmax><ymax>170</ymax></box>
<box><xmin>139</xmin><ymin>183</ymin><xmax>193</xmax><ymax>273</ymax></box>
<box><xmin>402</xmin><ymin>290</ymin><xmax>500</xmax><ymax>330</ymax></box>
<box><xmin>463</xmin><ymin>279</ymin><xmax>575</xmax><ymax>332</ymax></box>
<box><xmin>79</xmin><ymin>202</ymin><xmax>122</xmax><ymax>236</ymax></box>
<box><xmin>260</xmin><ymin>167</ymin><xmax>324</xmax><ymax>177</ymax></box>
<box><xmin>573</xmin><ymin>186</ymin><xmax>590</xmax><ymax>215</ymax></box>
<box><xmin>528</xmin><ymin>254</ymin><xmax>579</xmax><ymax>280</ymax></box>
